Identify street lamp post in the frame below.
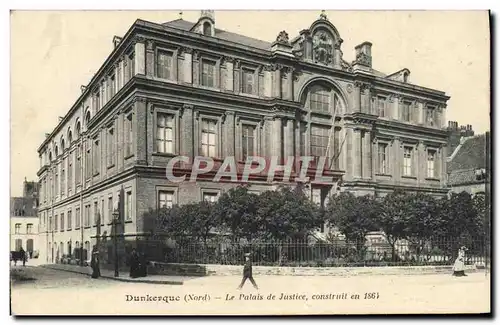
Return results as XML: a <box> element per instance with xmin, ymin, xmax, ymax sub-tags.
<box><xmin>112</xmin><ymin>208</ymin><xmax>119</xmax><ymax>277</ymax></box>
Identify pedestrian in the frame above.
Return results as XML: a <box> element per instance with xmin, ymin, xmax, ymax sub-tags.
<box><xmin>19</xmin><ymin>247</ymin><xmax>26</xmax><ymax>267</ymax></box>
<box><xmin>452</xmin><ymin>246</ymin><xmax>468</xmax><ymax>277</ymax></box>
<box><xmin>129</xmin><ymin>248</ymin><xmax>140</xmax><ymax>278</ymax></box>
<box><xmin>90</xmin><ymin>246</ymin><xmax>101</xmax><ymax>279</ymax></box>
<box><xmin>237</xmin><ymin>252</ymin><xmax>258</xmax><ymax>290</ymax></box>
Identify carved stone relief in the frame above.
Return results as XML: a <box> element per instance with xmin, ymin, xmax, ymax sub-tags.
<box><xmin>312</xmin><ymin>31</ymin><xmax>334</xmax><ymax>65</ymax></box>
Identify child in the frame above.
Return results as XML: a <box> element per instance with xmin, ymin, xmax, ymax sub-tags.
<box><xmin>452</xmin><ymin>246</ymin><xmax>468</xmax><ymax>277</ymax></box>
<box><xmin>238</xmin><ymin>252</ymin><xmax>258</xmax><ymax>290</ymax></box>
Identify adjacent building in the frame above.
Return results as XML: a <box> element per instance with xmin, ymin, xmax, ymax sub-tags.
<box><xmin>10</xmin><ymin>179</ymin><xmax>39</xmax><ymax>257</ymax></box>
<box><xmin>36</xmin><ymin>11</ymin><xmax>450</xmax><ymax>264</ymax></box>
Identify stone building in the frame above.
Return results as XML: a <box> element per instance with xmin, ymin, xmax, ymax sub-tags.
<box><xmin>10</xmin><ymin>179</ymin><xmax>39</xmax><ymax>257</ymax></box>
<box><xmin>36</xmin><ymin>11</ymin><xmax>450</xmax><ymax>263</ymax></box>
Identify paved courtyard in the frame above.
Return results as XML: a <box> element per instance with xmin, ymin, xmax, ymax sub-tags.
<box><xmin>11</xmin><ymin>266</ymin><xmax>490</xmax><ymax>315</ymax></box>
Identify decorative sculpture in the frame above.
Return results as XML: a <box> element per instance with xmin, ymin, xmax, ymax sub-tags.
<box><xmin>313</xmin><ymin>31</ymin><xmax>333</xmax><ymax>65</ymax></box>
<box><xmin>276</xmin><ymin>30</ymin><xmax>290</xmax><ymax>44</ymax></box>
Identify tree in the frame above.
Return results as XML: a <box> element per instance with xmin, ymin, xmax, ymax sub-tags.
<box><xmin>379</xmin><ymin>190</ymin><xmax>413</xmax><ymax>261</ymax></box>
<box><xmin>213</xmin><ymin>185</ymin><xmax>261</xmax><ymax>242</ymax></box>
<box><xmin>325</xmin><ymin>192</ymin><xmax>380</xmax><ymax>256</ymax></box>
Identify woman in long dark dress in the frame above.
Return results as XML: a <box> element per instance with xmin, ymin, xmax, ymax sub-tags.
<box><xmin>91</xmin><ymin>246</ymin><xmax>101</xmax><ymax>279</ymax></box>
<box><xmin>129</xmin><ymin>248</ymin><xmax>140</xmax><ymax>278</ymax></box>
<box><xmin>452</xmin><ymin>246</ymin><xmax>468</xmax><ymax>277</ymax></box>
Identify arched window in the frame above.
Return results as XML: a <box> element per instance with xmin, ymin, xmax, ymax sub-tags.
<box><xmin>309</xmin><ymin>86</ymin><xmax>330</xmax><ymax>113</ymax></box>
<box><xmin>54</xmin><ymin>145</ymin><xmax>59</xmax><ymax>157</ymax></box>
<box><xmin>49</xmin><ymin>151</ymin><xmax>53</xmax><ymax>162</ymax></box>
<box><xmin>203</xmin><ymin>22</ymin><xmax>211</xmax><ymax>36</ymax></box>
<box><xmin>68</xmin><ymin>130</ymin><xmax>73</xmax><ymax>145</ymax></box>
<box><xmin>61</xmin><ymin>137</ymin><xmax>65</xmax><ymax>151</ymax></box>
<box><xmin>85</xmin><ymin>111</ymin><xmax>91</xmax><ymax>126</ymax></box>
<box><xmin>76</xmin><ymin>121</ymin><xmax>81</xmax><ymax>138</ymax></box>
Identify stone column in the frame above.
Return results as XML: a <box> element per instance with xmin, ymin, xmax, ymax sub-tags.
<box><xmin>392</xmin><ymin>137</ymin><xmax>401</xmax><ymax>181</ymax></box>
<box><xmin>284</xmin><ymin>68</ymin><xmax>294</xmax><ymax>101</ymax></box>
<box><xmin>134</xmin><ymin>40</ymin><xmax>146</xmax><ymax>75</ymax></box>
<box><xmin>180</xmin><ymin>104</ymin><xmax>194</xmax><ymax>158</ymax></box>
<box><xmin>224</xmin><ymin>111</ymin><xmax>235</xmax><ymax>158</ymax></box>
<box><xmin>192</xmin><ymin>51</ymin><xmax>200</xmax><ymax>86</ymax></box>
<box><xmin>224</xmin><ymin>58</ymin><xmax>234</xmax><ymax>92</ymax></box>
<box><xmin>417</xmin><ymin>101</ymin><xmax>424</xmax><ymax>125</ymax></box>
<box><xmin>134</xmin><ymin>97</ymin><xmax>147</xmax><ymax>165</ymax></box>
<box><xmin>272</xmin><ymin>118</ymin><xmax>282</xmax><ymax>161</ymax></box>
<box><xmin>145</xmin><ymin>40</ymin><xmax>155</xmax><ymax>77</ymax></box>
<box><xmin>417</xmin><ymin>141</ymin><xmax>425</xmax><ymax>184</ymax></box>
<box><xmin>264</xmin><ymin>67</ymin><xmax>272</xmax><ymax>98</ymax></box>
<box><xmin>146</xmin><ymin>102</ymin><xmax>154</xmax><ymax>159</ymax></box>
<box><xmin>283</xmin><ymin>118</ymin><xmax>294</xmax><ymax>160</ymax></box>
<box><xmin>440</xmin><ymin>145</ymin><xmax>447</xmax><ymax>185</ymax></box>
<box><xmin>353</xmin><ymin>129</ymin><xmax>362</xmax><ymax>178</ymax></box>
<box><xmin>361</xmin><ymin>84</ymin><xmax>372</xmax><ymax>114</ymax></box>
<box><xmin>233</xmin><ymin>60</ymin><xmax>240</xmax><ymax>94</ymax></box>
<box><xmin>363</xmin><ymin>131</ymin><xmax>372</xmax><ymax>179</ymax></box>
<box><xmin>272</xmin><ymin>65</ymin><xmax>282</xmax><ymax>99</ymax></box>
<box><xmin>183</xmin><ymin>48</ymin><xmax>193</xmax><ymax>84</ymax></box>
<box><xmin>353</xmin><ymin>82</ymin><xmax>362</xmax><ymax>113</ymax></box>
<box><xmin>392</xmin><ymin>95</ymin><xmax>400</xmax><ymax>120</ymax></box>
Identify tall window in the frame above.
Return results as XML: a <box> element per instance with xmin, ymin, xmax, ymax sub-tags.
<box><xmin>54</xmin><ymin>214</ymin><xmax>58</xmax><ymax>231</ymax></box>
<box><xmin>15</xmin><ymin>223</ymin><xmax>21</xmax><ymax>234</ymax></box>
<box><xmin>156</xmin><ymin>113</ymin><xmax>174</xmax><ymax>154</ymax></box>
<box><xmin>125</xmin><ymin>191</ymin><xmax>132</xmax><ymax>221</ymax></box>
<box><xmin>157</xmin><ymin>50</ymin><xmax>173</xmax><ymax>80</ymax></box>
<box><xmin>60</xmin><ymin>160</ymin><xmax>65</xmax><ymax>195</ymax></box>
<box><xmin>158</xmin><ymin>191</ymin><xmax>174</xmax><ymax>209</ymax></box>
<box><xmin>67</xmin><ymin>210</ymin><xmax>72</xmax><ymax>230</ymax></box>
<box><xmin>242</xmin><ymin>125</ymin><xmax>256</xmax><ymax>160</ymax></box>
<box><xmin>84</xmin><ymin>204</ymin><xmax>91</xmax><ymax>227</ymax></box>
<box><xmin>68</xmin><ymin>152</ymin><xmax>73</xmax><ymax>192</ymax></box>
<box><xmin>75</xmin><ymin>207</ymin><xmax>80</xmax><ymax>229</ymax></box>
<box><xmin>109</xmin><ymin>73</ymin><xmax>116</xmax><ymax>99</ymax></box>
<box><xmin>242</xmin><ymin>69</ymin><xmax>254</xmax><ymax>94</ymax></box>
<box><xmin>107</xmin><ymin>196</ymin><xmax>113</xmax><ymax>224</ymax></box>
<box><xmin>427</xmin><ymin>150</ymin><xmax>436</xmax><ymax>178</ymax></box>
<box><xmin>402</xmin><ymin>101</ymin><xmax>411</xmax><ymax>122</ymax></box>
<box><xmin>310</xmin><ymin>89</ymin><xmax>330</xmax><ymax>113</ymax></box>
<box><xmin>203</xmin><ymin>22</ymin><xmax>211</xmax><ymax>36</ymax></box>
<box><xmin>125</xmin><ymin>113</ymin><xmax>133</xmax><ymax>157</ymax></box>
<box><xmin>76</xmin><ymin>145</ymin><xmax>81</xmax><ymax>185</ymax></box>
<box><xmin>26</xmin><ymin>224</ymin><xmax>33</xmax><ymax>234</ymax></box>
<box><xmin>93</xmin><ymin>139</ymin><xmax>100</xmax><ymax>175</ymax></box>
<box><xmin>310</xmin><ymin>126</ymin><xmax>330</xmax><ymax>164</ymax></box>
<box><xmin>201</xmin><ymin>119</ymin><xmax>217</xmax><ymax>157</ymax></box>
<box><xmin>403</xmin><ymin>146</ymin><xmax>413</xmax><ymax>176</ymax></box>
<box><xmin>54</xmin><ymin>167</ymin><xmax>59</xmax><ymax>197</ymax></box>
<box><xmin>93</xmin><ymin>91</ymin><xmax>100</xmax><ymax>111</ymax></box>
<box><xmin>426</xmin><ymin>107</ymin><xmax>435</xmax><ymax>126</ymax></box>
<box><xmin>203</xmin><ymin>192</ymin><xmax>218</xmax><ymax>203</ymax></box>
<box><xmin>85</xmin><ymin>142</ymin><xmax>92</xmax><ymax>179</ymax></box>
<box><xmin>60</xmin><ymin>213</ymin><xmax>65</xmax><ymax>231</ymax></box>
<box><xmin>378</xmin><ymin>143</ymin><xmax>388</xmax><ymax>174</ymax></box>
<box><xmin>93</xmin><ymin>201</ymin><xmax>99</xmax><ymax>225</ymax></box>
<box><xmin>378</xmin><ymin>96</ymin><xmax>386</xmax><ymax>117</ymax></box>
<box><xmin>201</xmin><ymin>60</ymin><xmax>215</xmax><ymax>87</ymax></box>
<box><xmin>107</xmin><ymin>127</ymin><xmax>115</xmax><ymax>166</ymax></box>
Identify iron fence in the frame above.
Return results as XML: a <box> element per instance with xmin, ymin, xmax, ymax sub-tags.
<box><xmin>136</xmin><ymin>235</ymin><xmax>489</xmax><ymax>267</ymax></box>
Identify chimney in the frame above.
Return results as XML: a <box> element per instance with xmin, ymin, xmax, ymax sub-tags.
<box><xmin>353</xmin><ymin>42</ymin><xmax>372</xmax><ymax>68</ymax></box>
<box><xmin>113</xmin><ymin>36</ymin><xmax>122</xmax><ymax>48</ymax></box>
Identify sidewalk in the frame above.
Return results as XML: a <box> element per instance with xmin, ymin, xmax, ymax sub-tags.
<box><xmin>41</xmin><ymin>264</ymin><xmax>186</xmax><ymax>285</ymax></box>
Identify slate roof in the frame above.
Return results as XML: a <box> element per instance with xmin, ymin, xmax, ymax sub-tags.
<box><xmin>10</xmin><ymin>197</ymin><xmax>37</xmax><ymax>218</ymax></box>
<box><xmin>163</xmin><ymin>19</ymin><xmax>273</xmax><ymax>50</ymax></box>
<box><xmin>447</xmin><ymin>134</ymin><xmax>488</xmax><ymax>186</ymax></box>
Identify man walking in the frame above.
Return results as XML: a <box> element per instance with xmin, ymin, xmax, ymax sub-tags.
<box><xmin>19</xmin><ymin>247</ymin><xmax>26</xmax><ymax>267</ymax></box>
<box><xmin>90</xmin><ymin>245</ymin><xmax>101</xmax><ymax>279</ymax></box>
<box><xmin>237</xmin><ymin>252</ymin><xmax>258</xmax><ymax>290</ymax></box>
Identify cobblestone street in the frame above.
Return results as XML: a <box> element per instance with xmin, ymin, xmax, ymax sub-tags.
<box><xmin>11</xmin><ymin>266</ymin><xmax>490</xmax><ymax>315</ymax></box>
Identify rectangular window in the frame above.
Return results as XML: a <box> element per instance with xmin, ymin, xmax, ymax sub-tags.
<box><xmin>86</xmin><ymin>142</ymin><xmax>92</xmax><ymax>179</ymax></box>
<box><xmin>125</xmin><ymin>114</ymin><xmax>133</xmax><ymax>157</ymax></box>
<box><xmin>76</xmin><ymin>145</ymin><xmax>81</xmax><ymax>185</ymax></box>
<box><xmin>68</xmin><ymin>152</ymin><xmax>73</xmax><ymax>192</ymax></box>
<box><xmin>67</xmin><ymin>210</ymin><xmax>72</xmax><ymax>230</ymax></box>
<box><xmin>242</xmin><ymin>69</ymin><xmax>254</xmax><ymax>94</ymax></box>
<box><xmin>15</xmin><ymin>223</ymin><xmax>21</xmax><ymax>234</ymax></box>
<box><xmin>158</xmin><ymin>191</ymin><xmax>174</xmax><ymax>209</ymax></box>
<box><xmin>426</xmin><ymin>108</ymin><xmax>435</xmax><ymax>126</ymax></box>
<box><xmin>310</xmin><ymin>126</ymin><xmax>330</xmax><ymax>164</ymax></box>
<box><xmin>93</xmin><ymin>201</ymin><xmax>98</xmax><ymax>225</ymax></box>
<box><xmin>26</xmin><ymin>224</ymin><xmax>33</xmax><ymax>234</ymax></box>
<box><xmin>427</xmin><ymin>150</ymin><xmax>436</xmax><ymax>178</ymax></box>
<box><xmin>203</xmin><ymin>192</ymin><xmax>218</xmax><ymax>203</ymax></box>
<box><xmin>54</xmin><ymin>214</ymin><xmax>58</xmax><ymax>231</ymax></box>
<box><xmin>157</xmin><ymin>50</ymin><xmax>173</xmax><ymax>80</ymax></box>
<box><xmin>156</xmin><ymin>113</ymin><xmax>174</xmax><ymax>154</ymax></box>
<box><xmin>85</xmin><ymin>204</ymin><xmax>91</xmax><ymax>227</ymax></box>
<box><xmin>201</xmin><ymin>119</ymin><xmax>217</xmax><ymax>157</ymax></box>
<box><xmin>378</xmin><ymin>143</ymin><xmax>388</xmax><ymax>174</ymax></box>
<box><xmin>60</xmin><ymin>213</ymin><xmax>65</xmax><ymax>231</ymax></box>
<box><xmin>378</xmin><ymin>96</ymin><xmax>386</xmax><ymax>117</ymax></box>
<box><xmin>109</xmin><ymin>74</ymin><xmax>116</xmax><ymax>99</ymax></box>
<box><xmin>310</xmin><ymin>91</ymin><xmax>330</xmax><ymax>113</ymax></box>
<box><xmin>93</xmin><ymin>139</ymin><xmax>100</xmax><ymax>175</ymax></box>
<box><xmin>402</xmin><ymin>101</ymin><xmax>411</xmax><ymax>122</ymax></box>
<box><xmin>107</xmin><ymin>196</ymin><xmax>113</xmax><ymax>224</ymax></box>
<box><xmin>75</xmin><ymin>207</ymin><xmax>80</xmax><ymax>229</ymax></box>
<box><xmin>403</xmin><ymin>146</ymin><xmax>413</xmax><ymax>176</ymax></box>
<box><xmin>201</xmin><ymin>60</ymin><xmax>215</xmax><ymax>87</ymax></box>
<box><xmin>107</xmin><ymin>127</ymin><xmax>115</xmax><ymax>166</ymax></box>
<box><xmin>242</xmin><ymin>125</ymin><xmax>256</xmax><ymax>160</ymax></box>
<box><xmin>125</xmin><ymin>191</ymin><xmax>132</xmax><ymax>221</ymax></box>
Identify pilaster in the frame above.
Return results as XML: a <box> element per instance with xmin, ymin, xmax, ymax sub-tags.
<box><xmin>283</xmin><ymin>117</ymin><xmax>294</xmax><ymax>159</ymax></box>
<box><xmin>134</xmin><ymin>39</ymin><xmax>146</xmax><ymax>76</ymax></box>
<box><xmin>353</xmin><ymin>129</ymin><xmax>362</xmax><ymax>178</ymax></box>
<box><xmin>145</xmin><ymin>40</ymin><xmax>155</xmax><ymax>77</ymax></box>
<box><xmin>180</xmin><ymin>104</ymin><xmax>194</xmax><ymax>158</ymax></box>
<box><xmin>224</xmin><ymin>111</ymin><xmax>235</xmax><ymax>157</ymax></box>
<box><xmin>134</xmin><ymin>97</ymin><xmax>147</xmax><ymax>165</ymax></box>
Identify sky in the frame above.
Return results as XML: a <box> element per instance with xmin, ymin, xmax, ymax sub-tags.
<box><xmin>9</xmin><ymin>10</ymin><xmax>490</xmax><ymax>196</ymax></box>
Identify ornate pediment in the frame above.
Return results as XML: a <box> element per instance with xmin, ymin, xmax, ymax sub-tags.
<box><xmin>313</xmin><ymin>31</ymin><xmax>334</xmax><ymax>65</ymax></box>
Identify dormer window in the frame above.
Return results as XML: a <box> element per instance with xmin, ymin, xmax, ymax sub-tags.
<box><xmin>203</xmin><ymin>22</ymin><xmax>212</xmax><ymax>36</ymax></box>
